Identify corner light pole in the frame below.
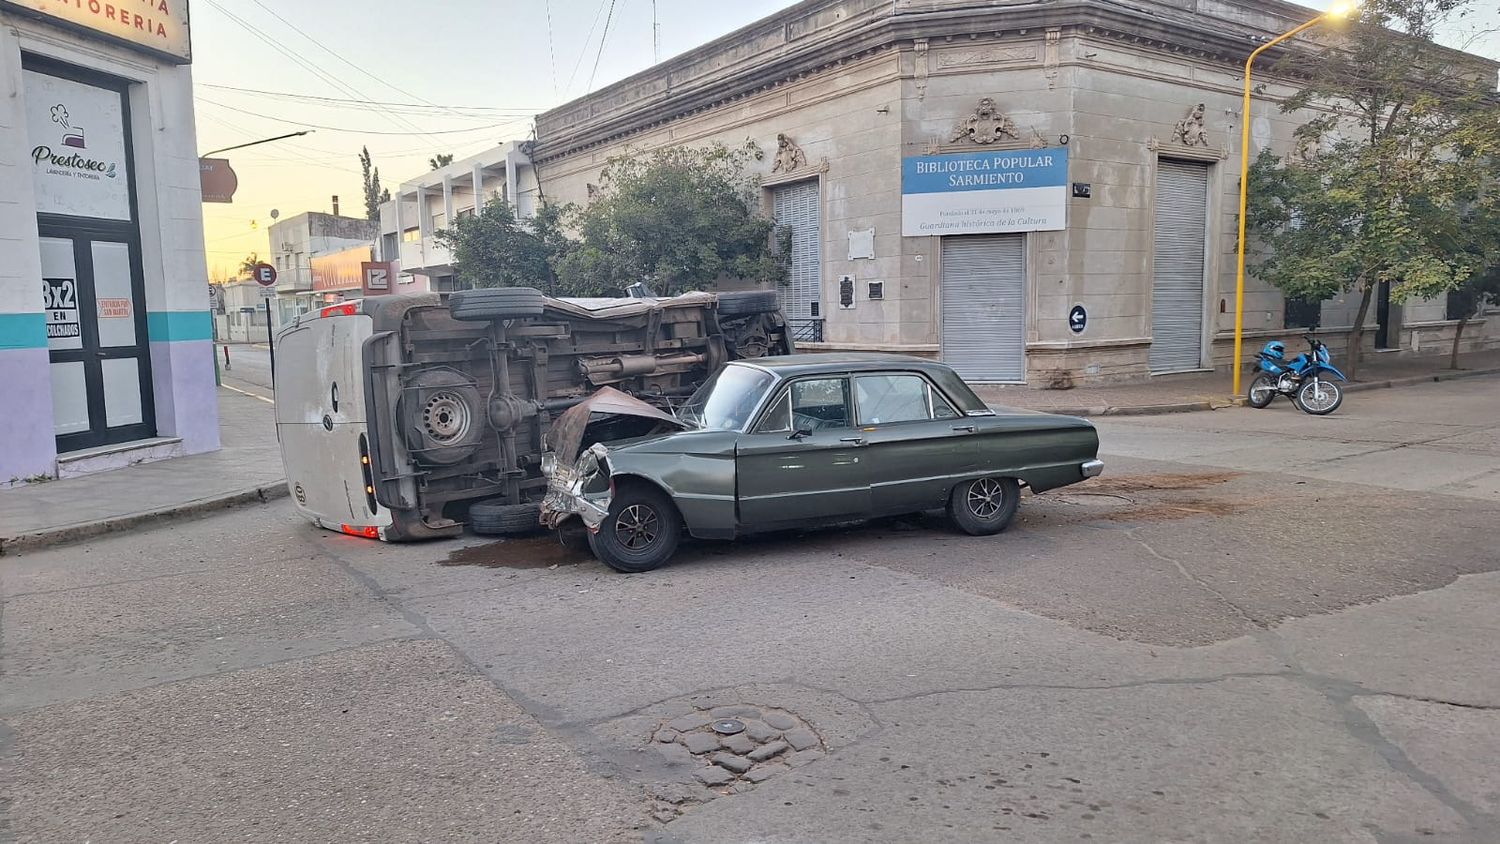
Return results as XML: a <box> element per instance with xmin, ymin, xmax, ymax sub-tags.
<box><xmin>1232</xmin><ymin>2</ymin><xmax>1358</xmax><ymax>397</ymax></box>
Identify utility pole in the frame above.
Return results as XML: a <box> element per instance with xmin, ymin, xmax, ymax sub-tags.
<box><xmin>652</xmin><ymin>0</ymin><xmax>661</xmax><ymax>64</ymax></box>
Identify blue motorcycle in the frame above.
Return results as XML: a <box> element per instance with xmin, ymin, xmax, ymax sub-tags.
<box><xmin>1247</xmin><ymin>335</ymin><xmax>1346</xmax><ymax>415</ymax></box>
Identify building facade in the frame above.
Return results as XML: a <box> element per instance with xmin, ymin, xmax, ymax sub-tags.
<box><xmin>377</xmin><ymin>142</ymin><xmax>539</xmax><ymax>291</ymax></box>
<box><xmin>266</xmin><ymin>211</ymin><xmax>379</xmax><ymax>325</ymax></box>
<box><xmin>1</xmin><ymin>1</ymin><xmax>217</xmax><ymax>484</ymax></box>
<box><xmin>532</xmin><ymin>0</ymin><xmax>1500</xmax><ymax>383</ymax></box>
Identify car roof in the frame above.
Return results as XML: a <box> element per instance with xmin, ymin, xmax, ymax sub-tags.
<box><xmin>734</xmin><ymin>353</ymin><xmax>953</xmax><ymax>378</ymax></box>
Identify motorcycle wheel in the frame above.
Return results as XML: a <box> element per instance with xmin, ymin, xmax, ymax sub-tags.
<box><xmin>1247</xmin><ymin>374</ymin><xmax>1277</xmax><ymax>409</ymax></box>
<box><xmin>1296</xmin><ymin>379</ymin><xmax>1343</xmax><ymax>415</ymax></box>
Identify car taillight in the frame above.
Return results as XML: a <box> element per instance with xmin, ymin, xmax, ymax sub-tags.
<box><xmin>320</xmin><ymin>303</ymin><xmax>359</xmax><ymax>318</ymax></box>
<box><xmin>340</xmin><ymin>524</ymin><xmax>380</xmax><ymax>539</ymax></box>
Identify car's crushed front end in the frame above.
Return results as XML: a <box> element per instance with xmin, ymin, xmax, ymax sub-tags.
<box><xmin>539</xmin><ymin>387</ymin><xmax>692</xmax><ymax>532</ymax></box>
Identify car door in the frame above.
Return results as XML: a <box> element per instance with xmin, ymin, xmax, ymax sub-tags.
<box><xmin>854</xmin><ymin>372</ymin><xmax>978</xmax><ymax>515</ymax></box>
<box><xmin>735</xmin><ymin>376</ymin><xmax>872</xmax><ymax>528</ymax></box>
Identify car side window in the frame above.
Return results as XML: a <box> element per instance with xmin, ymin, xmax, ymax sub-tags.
<box><xmin>856</xmin><ymin>374</ymin><xmax>955</xmax><ymax>425</ymax></box>
<box><xmin>790</xmin><ymin>378</ymin><xmax>851</xmax><ymax>432</ymax></box>
<box><xmin>752</xmin><ymin>391</ymin><xmax>792</xmax><ymax>434</ymax></box>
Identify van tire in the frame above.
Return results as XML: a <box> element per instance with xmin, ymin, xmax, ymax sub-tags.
<box><xmin>469</xmin><ymin>501</ymin><xmax>542</xmax><ymax>535</ymax></box>
<box><xmin>449</xmin><ymin>287</ymin><xmax>545</xmax><ymax>322</ymax></box>
<box><xmin>716</xmin><ymin>290</ymin><xmax>779</xmax><ymax>316</ymax></box>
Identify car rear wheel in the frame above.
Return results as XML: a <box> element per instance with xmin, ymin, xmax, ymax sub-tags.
<box><xmin>469</xmin><ymin>501</ymin><xmax>542</xmax><ymax>536</ymax></box>
<box><xmin>449</xmin><ymin>287</ymin><xmax>545</xmax><ymax>321</ymax></box>
<box><xmin>947</xmin><ymin>476</ymin><xmax>1021</xmax><ymax>536</ymax></box>
<box><xmin>587</xmin><ymin>483</ymin><xmax>681</xmax><ymax>573</ymax></box>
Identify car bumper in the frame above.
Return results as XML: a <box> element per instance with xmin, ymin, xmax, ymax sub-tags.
<box><xmin>1081</xmin><ymin>459</ymin><xmax>1104</xmax><ymax>479</ymax></box>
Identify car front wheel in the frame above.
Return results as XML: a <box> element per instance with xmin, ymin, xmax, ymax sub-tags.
<box><xmin>947</xmin><ymin>476</ymin><xmax>1021</xmax><ymax>536</ymax></box>
<box><xmin>587</xmin><ymin>483</ymin><xmax>682</xmax><ymax>573</ymax></box>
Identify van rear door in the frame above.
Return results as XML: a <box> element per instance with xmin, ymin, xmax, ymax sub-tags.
<box><xmin>274</xmin><ymin>311</ymin><xmax>392</xmax><ymax>535</ymax></box>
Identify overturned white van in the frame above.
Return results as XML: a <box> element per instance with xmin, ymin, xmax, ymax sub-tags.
<box><xmin>272</xmin><ymin>287</ymin><xmax>791</xmax><ymax>541</ymax></box>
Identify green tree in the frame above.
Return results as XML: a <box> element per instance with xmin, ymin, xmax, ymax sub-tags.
<box><xmin>435</xmin><ymin>198</ymin><xmax>576</xmax><ymax>294</ymax></box>
<box><xmin>359</xmin><ymin>146</ymin><xmax>385</xmax><ymax>222</ymax></box>
<box><xmin>238</xmin><ymin>253</ymin><xmax>261</xmax><ymax>277</ymax></box>
<box><xmin>429</xmin><ymin>153</ymin><xmax>455</xmax><ymax>170</ymax></box>
<box><xmin>1245</xmin><ymin>0</ymin><xmax>1500</xmax><ymax>380</ymax></box>
<box><xmin>557</xmin><ymin>142</ymin><xmax>786</xmax><ymax>296</ymax></box>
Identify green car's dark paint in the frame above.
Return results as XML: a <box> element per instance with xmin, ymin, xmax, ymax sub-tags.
<box><xmin>583</xmin><ymin>354</ymin><xmax>1101</xmax><ymax>540</ymax></box>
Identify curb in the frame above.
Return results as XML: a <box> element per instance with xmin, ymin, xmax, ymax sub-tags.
<box><xmin>0</xmin><ymin>481</ymin><xmax>289</xmax><ymax>556</ymax></box>
<box><xmin>1008</xmin><ymin>400</ymin><xmax>1220</xmax><ymax>418</ymax></box>
<box><xmin>1342</xmin><ymin>366</ymin><xmax>1500</xmax><ymax>394</ymax></box>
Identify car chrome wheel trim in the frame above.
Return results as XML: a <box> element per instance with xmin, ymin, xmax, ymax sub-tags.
<box><xmin>967</xmin><ymin>478</ymin><xmax>1005</xmax><ymax>519</ymax></box>
<box><xmin>615</xmin><ymin>504</ymin><xmax>660</xmax><ymax>550</ymax></box>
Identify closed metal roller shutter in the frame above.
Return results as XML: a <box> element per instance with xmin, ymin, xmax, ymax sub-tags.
<box><xmin>940</xmin><ymin>234</ymin><xmax>1026</xmax><ymax>383</ymax></box>
<box><xmin>1149</xmin><ymin>160</ymin><xmax>1210</xmax><ymax>373</ymax></box>
<box><xmin>771</xmin><ymin>180</ymin><xmax>821</xmax><ymax>321</ymax></box>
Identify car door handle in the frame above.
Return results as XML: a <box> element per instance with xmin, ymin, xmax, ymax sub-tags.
<box><xmin>839</xmin><ymin>436</ymin><xmax>867</xmax><ymax>446</ymax></box>
<box><xmin>952</xmin><ymin>425</ymin><xmax>977</xmax><ymax>433</ymax></box>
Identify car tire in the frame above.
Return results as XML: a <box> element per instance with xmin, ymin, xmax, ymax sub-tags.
<box><xmin>469</xmin><ymin>501</ymin><xmax>542</xmax><ymax>536</ymax></box>
<box><xmin>449</xmin><ymin>287</ymin><xmax>545</xmax><ymax>322</ymax></box>
<box><xmin>586</xmin><ymin>482</ymin><xmax>681</xmax><ymax>573</ymax></box>
<box><xmin>716</xmin><ymin>290</ymin><xmax>779</xmax><ymax>316</ymax></box>
<box><xmin>947</xmin><ymin>476</ymin><xmax>1021</xmax><ymax>536</ymax></box>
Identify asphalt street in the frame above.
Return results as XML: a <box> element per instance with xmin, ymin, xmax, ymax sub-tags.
<box><xmin>2</xmin><ymin>375</ymin><xmax>1497</xmax><ymax>842</ymax></box>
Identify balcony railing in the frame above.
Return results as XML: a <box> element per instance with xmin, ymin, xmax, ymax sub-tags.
<box><xmin>789</xmin><ymin>318</ymin><xmax>824</xmax><ymax>343</ymax></box>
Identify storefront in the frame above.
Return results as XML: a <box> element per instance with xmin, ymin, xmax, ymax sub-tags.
<box><xmin>1</xmin><ymin>1</ymin><xmax>216</xmax><ymax>483</ymax></box>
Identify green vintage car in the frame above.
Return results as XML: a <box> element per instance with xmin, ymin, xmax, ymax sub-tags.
<box><xmin>540</xmin><ymin>354</ymin><xmax>1103</xmax><ymax>572</ymax></box>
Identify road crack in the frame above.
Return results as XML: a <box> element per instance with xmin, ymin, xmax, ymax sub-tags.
<box><xmin>1126</xmin><ymin>527</ymin><xmax>1263</xmax><ymax>630</ymax></box>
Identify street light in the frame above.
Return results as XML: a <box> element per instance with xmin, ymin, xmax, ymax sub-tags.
<box><xmin>1231</xmin><ymin>1</ymin><xmax>1359</xmax><ymax>397</ymax></box>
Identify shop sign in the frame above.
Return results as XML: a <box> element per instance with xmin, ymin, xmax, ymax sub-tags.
<box><xmin>361</xmin><ymin>261</ymin><xmax>392</xmax><ymax>297</ymax></box>
<box><xmin>199</xmin><ymin>158</ymin><xmax>238</xmax><ymax>203</ymax></box>
<box><xmin>901</xmin><ymin>148</ymin><xmax>1069</xmax><ymax>236</ymax></box>
<box><xmin>1</xmin><ymin>0</ymin><xmax>191</xmax><ymax>63</ymax></box>
<box><xmin>24</xmin><ymin>70</ymin><xmax>131</xmax><ymax>221</ymax></box>
<box><xmin>311</xmin><ymin>245</ymin><xmax>372</xmax><ymax>292</ymax></box>
<box><xmin>98</xmin><ymin>297</ymin><xmax>133</xmax><ymax>318</ymax></box>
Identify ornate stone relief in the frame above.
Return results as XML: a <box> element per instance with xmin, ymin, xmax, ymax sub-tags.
<box><xmin>772</xmin><ymin>133</ymin><xmax>808</xmax><ymax>174</ymax></box>
<box><xmin>586</xmin><ymin>183</ymin><xmax>601</xmax><ymax>201</ymax></box>
<box><xmin>1171</xmin><ymin>103</ymin><xmax>1211</xmax><ymax>148</ymax></box>
<box><xmin>950</xmin><ymin>97</ymin><xmax>1019</xmax><ymax>145</ymax></box>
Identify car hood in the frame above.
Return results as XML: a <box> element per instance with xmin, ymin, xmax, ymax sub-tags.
<box><xmin>547</xmin><ymin>386</ymin><xmax>694</xmax><ymax>467</ymax></box>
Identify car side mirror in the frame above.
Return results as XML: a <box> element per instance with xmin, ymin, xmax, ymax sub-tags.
<box><xmin>788</xmin><ymin>428</ymin><xmax>813</xmax><ymax>441</ymax></box>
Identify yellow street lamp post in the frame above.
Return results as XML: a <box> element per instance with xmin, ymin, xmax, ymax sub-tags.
<box><xmin>1232</xmin><ymin>1</ymin><xmax>1359</xmax><ymax>396</ymax></box>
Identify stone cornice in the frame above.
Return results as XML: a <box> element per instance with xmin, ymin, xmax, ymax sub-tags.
<box><xmin>532</xmin><ymin>0</ymin><xmax>1498</xmax><ymax>164</ymax></box>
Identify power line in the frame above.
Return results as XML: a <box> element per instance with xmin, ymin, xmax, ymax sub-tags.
<box><xmin>588</xmin><ymin>0</ymin><xmax>622</xmax><ymax>92</ymax></box>
<box><xmin>545</xmin><ymin>0</ymin><xmax>559</xmax><ymax>97</ymax></box>
<box><xmin>198</xmin><ymin>83</ymin><xmax>541</xmax><ymax>115</ymax></box>
<box><xmin>198</xmin><ymin>97</ymin><xmax>534</xmax><ymax>137</ymax></box>
<box><xmin>567</xmin><ymin>0</ymin><xmax>613</xmax><ymax>93</ymax></box>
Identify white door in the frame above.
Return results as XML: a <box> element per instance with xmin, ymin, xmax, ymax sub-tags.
<box><xmin>1149</xmin><ymin>160</ymin><xmax>1210</xmax><ymax>373</ymax></box>
<box><xmin>771</xmin><ymin>180</ymin><xmax>822</xmax><ymax>326</ymax></box>
<box><xmin>940</xmin><ymin>234</ymin><xmax>1027</xmax><ymax>383</ymax></box>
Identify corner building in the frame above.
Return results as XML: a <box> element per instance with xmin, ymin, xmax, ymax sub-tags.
<box><xmin>532</xmin><ymin>0</ymin><xmax>1500</xmax><ymax>384</ymax></box>
<box><xmin>0</xmin><ymin>1</ymin><xmax>216</xmax><ymax>482</ymax></box>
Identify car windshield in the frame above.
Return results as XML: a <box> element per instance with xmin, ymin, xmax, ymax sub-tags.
<box><xmin>679</xmin><ymin>364</ymin><xmax>775</xmax><ymax>431</ymax></box>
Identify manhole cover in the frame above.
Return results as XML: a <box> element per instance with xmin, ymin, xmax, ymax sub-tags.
<box><xmin>711</xmin><ymin>719</ymin><xmax>745</xmax><ymax>735</ymax></box>
<box><xmin>1052</xmin><ymin>492</ymin><xmax>1133</xmax><ymax>507</ymax></box>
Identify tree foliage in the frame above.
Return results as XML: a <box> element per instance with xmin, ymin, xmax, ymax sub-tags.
<box><xmin>238</xmin><ymin>253</ymin><xmax>261</xmax><ymax>277</ymax></box>
<box><xmin>556</xmin><ymin>143</ymin><xmax>786</xmax><ymax>295</ymax></box>
<box><xmin>359</xmin><ymin>146</ymin><xmax>385</xmax><ymax>222</ymax></box>
<box><xmin>429</xmin><ymin>153</ymin><xmax>454</xmax><ymax>170</ymax></box>
<box><xmin>434</xmin><ymin>198</ymin><xmax>575</xmax><ymax>294</ymax></box>
<box><xmin>1245</xmin><ymin>0</ymin><xmax>1500</xmax><ymax>378</ymax></box>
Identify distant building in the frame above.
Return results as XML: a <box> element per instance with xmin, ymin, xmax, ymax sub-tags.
<box><xmin>377</xmin><ymin>142</ymin><xmax>539</xmax><ymax>292</ymax></box>
<box><xmin>267</xmin><ymin>211</ymin><xmax>378</xmax><ymax>325</ymax></box>
<box><xmin>531</xmin><ymin>0</ymin><xmax>1500</xmax><ymax>383</ymax></box>
<box><xmin>1</xmin><ymin>1</ymin><xmax>218</xmax><ymax>483</ymax></box>
<box><xmin>214</xmin><ymin>280</ymin><xmax>268</xmax><ymax>344</ymax></box>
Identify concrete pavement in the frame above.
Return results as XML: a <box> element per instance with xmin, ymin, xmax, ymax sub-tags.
<box><xmin>2</xmin><ymin>375</ymin><xmax>1497</xmax><ymax>842</ymax></box>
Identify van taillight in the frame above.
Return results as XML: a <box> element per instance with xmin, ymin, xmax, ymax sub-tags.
<box><xmin>341</xmin><ymin>524</ymin><xmax>380</xmax><ymax>539</ymax></box>
<box><xmin>358</xmin><ymin>434</ymin><xmax>379</xmax><ymax>513</ymax></box>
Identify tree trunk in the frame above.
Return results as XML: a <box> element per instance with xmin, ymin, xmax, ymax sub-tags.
<box><xmin>1346</xmin><ymin>282</ymin><xmax>1375</xmax><ymax>383</ymax></box>
<box><xmin>1450</xmin><ymin>316</ymin><xmax>1469</xmax><ymax>370</ymax></box>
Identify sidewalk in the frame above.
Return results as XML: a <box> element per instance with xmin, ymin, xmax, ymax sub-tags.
<box><xmin>974</xmin><ymin>349</ymin><xmax>1500</xmax><ymax>416</ymax></box>
<box><xmin>0</xmin><ymin>390</ymin><xmax>284</xmax><ymax>555</ymax></box>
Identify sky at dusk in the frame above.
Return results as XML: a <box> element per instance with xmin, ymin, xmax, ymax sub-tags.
<box><xmin>192</xmin><ymin>0</ymin><xmax>1500</xmax><ymax>281</ymax></box>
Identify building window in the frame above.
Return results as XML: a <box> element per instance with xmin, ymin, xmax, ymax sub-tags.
<box><xmin>1284</xmin><ymin>296</ymin><xmax>1321</xmax><ymax>329</ymax></box>
<box><xmin>402</xmin><ymin>227</ymin><xmax>420</xmax><ymax>243</ymax></box>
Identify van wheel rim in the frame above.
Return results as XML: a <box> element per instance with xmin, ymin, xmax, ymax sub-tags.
<box><xmin>968</xmin><ymin>479</ymin><xmax>1005</xmax><ymax>519</ymax></box>
<box><xmin>423</xmin><ymin>392</ymin><xmax>472</xmax><ymax>442</ymax></box>
<box><xmin>615</xmin><ymin>504</ymin><xmax>660</xmax><ymax>550</ymax></box>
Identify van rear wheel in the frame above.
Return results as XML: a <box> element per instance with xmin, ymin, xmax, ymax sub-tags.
<box><xmin>470</xmin><ymin>501</ymin><xmax>542</xmax><ymax>536</ymax></box>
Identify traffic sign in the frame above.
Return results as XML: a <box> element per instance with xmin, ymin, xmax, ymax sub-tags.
<box><xmin>258</xmin><ymin>284</ymin><xmax>277</xmax><ymax>299</ymax></box>
<box><xmin>252</xmin><ymin>262</ymin><xmax>278</xmax><ymax>287</ymax></box>
<box><xmin>1069</xmin><ymin>304</ymin><xmax>1087</xmax><ymax>334</ymax></box>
